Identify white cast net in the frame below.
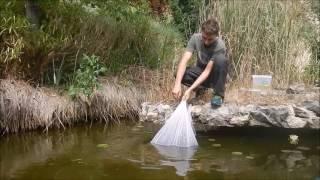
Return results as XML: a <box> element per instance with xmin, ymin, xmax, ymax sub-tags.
<box><xmin>151</xmin><ymin>101</ymin><xmax>198</xmax><ymax>147</ymax></box>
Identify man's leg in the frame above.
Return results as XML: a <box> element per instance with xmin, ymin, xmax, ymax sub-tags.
<box><xmin>210</xmin><ymin>55</ymin><xmax>228</xmax><ymax>97</ymax></box>
<box><xmin>181</xmin><ymin>66</ymin><xmax>208</xmax><ymax>98</ymax></box>
<box><xmin>181</xmin><ymin>66</ymin><xmax>201</xmax><ymax>87</ymax></box>
<box><xmin>208</xmin><ymin>55</ymin><xmax>228</xmax><ymax>106</ymax></box>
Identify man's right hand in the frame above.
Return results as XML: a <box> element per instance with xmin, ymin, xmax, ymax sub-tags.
<box><xmin>172</xmin><ymin>84</ymin><xmax>182</xmax><ymax>99</ymax></box>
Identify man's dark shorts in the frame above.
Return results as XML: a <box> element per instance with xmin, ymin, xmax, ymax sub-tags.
<box><xmin>181</xmin><ymin>66</ymin><xmax>213</xmax><ymax>89</ymax></box>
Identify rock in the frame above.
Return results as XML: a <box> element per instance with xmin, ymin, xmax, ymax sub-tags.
<box><xmin>286</xmin><ymin>116</ymin><xmax>307</xmax><ymax>128</ymax></box>
<box><xmin>206</xmin><ymin>114</ymin><xmax>233</xmax><ymax>127</ymax></box>
<box><xmin>249</xmin><ymin>106</ymin><xmax>290</xmax><ymax>127</ymax></box>
<box><xmin>199</xmin><ymin>106</ymin><xmax>235</xmax><ymax>127</ymax></box>
<box><xmin>307</xmin><ymin>116</ymin><xmax>320</xmax><ymax>129</ymax></box>
<box><xmin>293</xmin><ymin>106</ymin><xmax>311</xmax><ymax>118</ymax></box>
<box><xmin>249</xmin><ymin>110</ymin><xmax>273</xmax><ymax>127</ymax></box>
<box><xmin>139</xmin><ymin>100</ymin><xmax>319</xmax><ymax>129</ymax></box>
<box><xmin>249</xmin><ymin>119</ymin><xmax>272</xmax><ymax>127</ymax></box>
<box><xmin>157</xmin><ymin>104</ymin><xmax>171</xmax><ymax>114</ymax></box>
<box><xmin>191</xmin><ymin>105</ymin><xmax>202</xmax><ymax>117</ymax></box>
<box><xmin>148</xmin><ymin>104</ymin><xmax>158</xmax><ymax>112</ymax></box>
<box><xmin>302</xmin><ymin>101</ymin><xmax>320</xmax><ymax>116</ymax></box>
<box><xmin>157</xmin><ymin>103</ymin><xmax>173</xmax><ymax>120</ymax></box>
<box><xmin>140</xmin><ymin>102</ymin><xmax>150</xmax><ymax>117</ymax></box>
<box><xmin>239</xmin><ymin>105</ymin><xmax>257</xmax><ymax>115</ymax></box>
<box><xmin>146</xmin><ymin>112</ymin><xmax>158</xmax><ymax>120</ymax></box>
<box><xmin>287</xmin><ymin>106</ymin><xmax>308</xmax><ymax>128</ymax></box>
<box><xmin>230</xmin><ymin>115</ymin><xmax>249</xmax><ymax>126</ymax></box>
<box><xmin>286</xmin><ymin>84</ymin><xmax>305</xmax><ymax>94</ymax></box>
<box><xmin>140</xmin><ymin>109</ymin><xmax>147</xmax><ymax>117</ymax></box>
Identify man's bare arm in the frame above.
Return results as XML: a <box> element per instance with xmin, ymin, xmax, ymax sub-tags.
<box><xmin>172</xmin><ymin>51</ymin><xmax>193</xmax><ymax>99</ymax></box>
<box><xmin>182</xmin><ymin>61</ymin><xmax>214</xmax><ymax>100</ymax></box>
<box><xmin>174</xmin><ymin>51</ymin><xmax>192</xmax><ymax>85</ymax></box>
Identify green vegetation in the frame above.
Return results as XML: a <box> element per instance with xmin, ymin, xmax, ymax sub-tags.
<box><xmin>0</xmin><ymin>0</ymin><xmax>182</xmax><ymax>95</ymax></box>
<box><xmin>68</xmin><ymin>54</ymin><xmax>106</xmax><ymax>97</ymax></box>
<box><xmin>0</xmin><ymin>0</ymin><xmax>318</xmax><ymax>96</ymax></box>
<box><xmin>170</xmin><ymin>0</ymin><xmax>201</xmax><ymax>39</ymax></box>
<box><xmin>0</xmin><ymin>0</ymin><xmax>319</xmax><ymax>134</ymax></box>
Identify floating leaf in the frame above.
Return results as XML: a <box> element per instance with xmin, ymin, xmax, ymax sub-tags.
<box><xmin>245</xmin><ymin>156</ymin><xmax>254</xmax><ymax>159</ymax></box>
<box><xmin>232</xmin><ymin>152</ymin><xmax>243</xmax><ymax>155</ymax></box>
<box><xmin>72</xmin><ymin>158</ymin><xmax>82</xmax><ymax>162</ymax></box>
<box><xmin>212</xmin><ymin>144</ymin><xmax>221</xmax><ymax>147</ymax></box>
<box><xmin>97</xmin><ymin>144</ymin><xmax>109</xmax><ymax>148</ymax></box>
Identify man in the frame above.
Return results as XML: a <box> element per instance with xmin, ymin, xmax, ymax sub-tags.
<box><xmin>172</xmin><ymin>18</ymin><xmax>228</xmax><ymax>107</ymax></box>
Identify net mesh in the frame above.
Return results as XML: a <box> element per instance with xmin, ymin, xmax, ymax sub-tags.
<box><xmin>151</xmin><ymin>101</ymin><xmax>198</xmax><ymax>147</ymax></box>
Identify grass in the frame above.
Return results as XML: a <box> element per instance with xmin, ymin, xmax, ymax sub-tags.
<box><xmin>0</xmin><ymin>0</ymin><xmax>182</xmax><ymax>87</ymax></box>
<box><xmin>198</xmin><ymin>0</ymin><xmax>319</xmax><ymax>87</ymax></box>
<box><xmin>0</xmin><ymin>0</ymin><xmax>182</xmax><ymax>133</ymax></box>
<box><xmin>0</xmin><ymin>79</ymin><xmax>143</xmax><ymax>134</ymax></box>
<box><xmin>131</xmin><ymin>0</ymin><xmax>319</xmax><ymax>103</ymax></box>
<box><xmin>0</xmin><ymin>0</ymin><xmax>319</xmax><ymax>133</ymax></box>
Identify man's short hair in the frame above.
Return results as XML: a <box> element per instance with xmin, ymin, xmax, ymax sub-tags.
<box><xmin>201</xmin><ymin>18</ymin><xmax>220</xmax><ymax>36</ymax></box>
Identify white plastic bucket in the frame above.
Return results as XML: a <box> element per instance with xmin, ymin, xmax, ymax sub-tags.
<box><xmin>252</xmin><ymin>75</ymin><xmax>272</xmax><ymax>90</ymax></box>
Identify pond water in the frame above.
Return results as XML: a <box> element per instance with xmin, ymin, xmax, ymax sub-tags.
<box><xmin>0</xmin><ymin>122</ymin><xmax>319</xmax><ymax>180</ymax></box>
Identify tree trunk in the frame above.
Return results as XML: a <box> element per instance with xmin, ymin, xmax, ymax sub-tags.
<box><xmin>25</xmin><ymin>0</ymin><xmax>42</xmax><ymax>29</ymax></box>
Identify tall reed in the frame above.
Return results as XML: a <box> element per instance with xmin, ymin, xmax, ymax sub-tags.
<box><xmin>199</xmin><ymin>0</ymin><xmax>319</xmax><ymax>87</ymax></box>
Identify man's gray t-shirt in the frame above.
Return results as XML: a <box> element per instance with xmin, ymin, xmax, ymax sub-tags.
<box><xmin>186</xmin><ymin>33</ymin><xmax>226</xmax><ymax>69</ymax></box>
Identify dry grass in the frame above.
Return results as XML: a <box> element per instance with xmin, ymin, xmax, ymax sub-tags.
<box><xmin>122</xmin><ymin>64</ymin><xmax>319</xmax><ymax>106</ymax></box>
<box><xmin>222</xmin><ymin>79</ymin><xmax>320</xmax><ymax>106</ymax></box>
<box><xmin>88</xmin><ymin>78</ymin><xmax>143</xmax><ymax>124</ymax></box>
<box><xmin>131</xmin><ymin>0</ymin><xmax>320</xmax><ymax>104</ymax></box>
<box><xmin>0</xmin><ymin>79</ymin><xmax>143</xmax><ymax>134</ymax></box>
<box><xmin>198</xmin><ymin>0</ymin><xmax>319</xmax><ymax>86</ymax></box>
<box><xmin>0</xmin><ymin>79</ymin><xmax>72</xmax><ymax>133</ymax></box>
<box><xmin>119</xmin><ymin>63</ymin><xmax>179</xmax><ymax>103</ymax></box>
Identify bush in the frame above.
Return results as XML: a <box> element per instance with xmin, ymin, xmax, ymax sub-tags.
<box><xmin>68</xmin><ymin>54</ymin><xmax>106</xmax><ymax>97</ymax></box>
<box><xmin>0</xmin><ymin>0</ymin><xmax>183</xmax><ymax>87</ymax></box>
<box><xmin>169</xmin><ymin>0</ymin><xmax>201</xmax><ymax>40</ymax></box>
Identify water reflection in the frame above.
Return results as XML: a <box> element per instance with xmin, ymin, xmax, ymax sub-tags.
<box><xmin>152</xmin><ymin>144</ymin><xmax>197</xmax><ymax>176</ymax></box>
<box><xmin>265</xmin><ymin>150</ymin><xmax>320</xmax><ymax>171</ymax></box>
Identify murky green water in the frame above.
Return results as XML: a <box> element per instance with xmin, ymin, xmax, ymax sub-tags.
<box><xmin>0</xmin><ymin>122</ymin><xmax>319</xmax><ymax>180</ymax></box>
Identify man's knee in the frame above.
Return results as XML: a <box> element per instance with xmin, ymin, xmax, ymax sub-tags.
<box><xmin>181</xmin><ymin>71</ymin><xmax>193</xmax><ymax>85</ymax></box>
<box><xmin>181</xmin><ymin>66</ymin><xmax>200</xmax><ymax>87</ymax></box>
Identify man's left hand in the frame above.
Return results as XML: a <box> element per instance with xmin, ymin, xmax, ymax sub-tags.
<box><xmin>182</xmin><ymin>89</ymin><xmax>192</xmax><ymax>101</ymax></box>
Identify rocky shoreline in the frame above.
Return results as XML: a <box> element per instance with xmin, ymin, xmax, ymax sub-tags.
<box><xmin>139</xmin><ymin>100</ymin><xmax>320</xmax><ymax>130</ymax></box>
